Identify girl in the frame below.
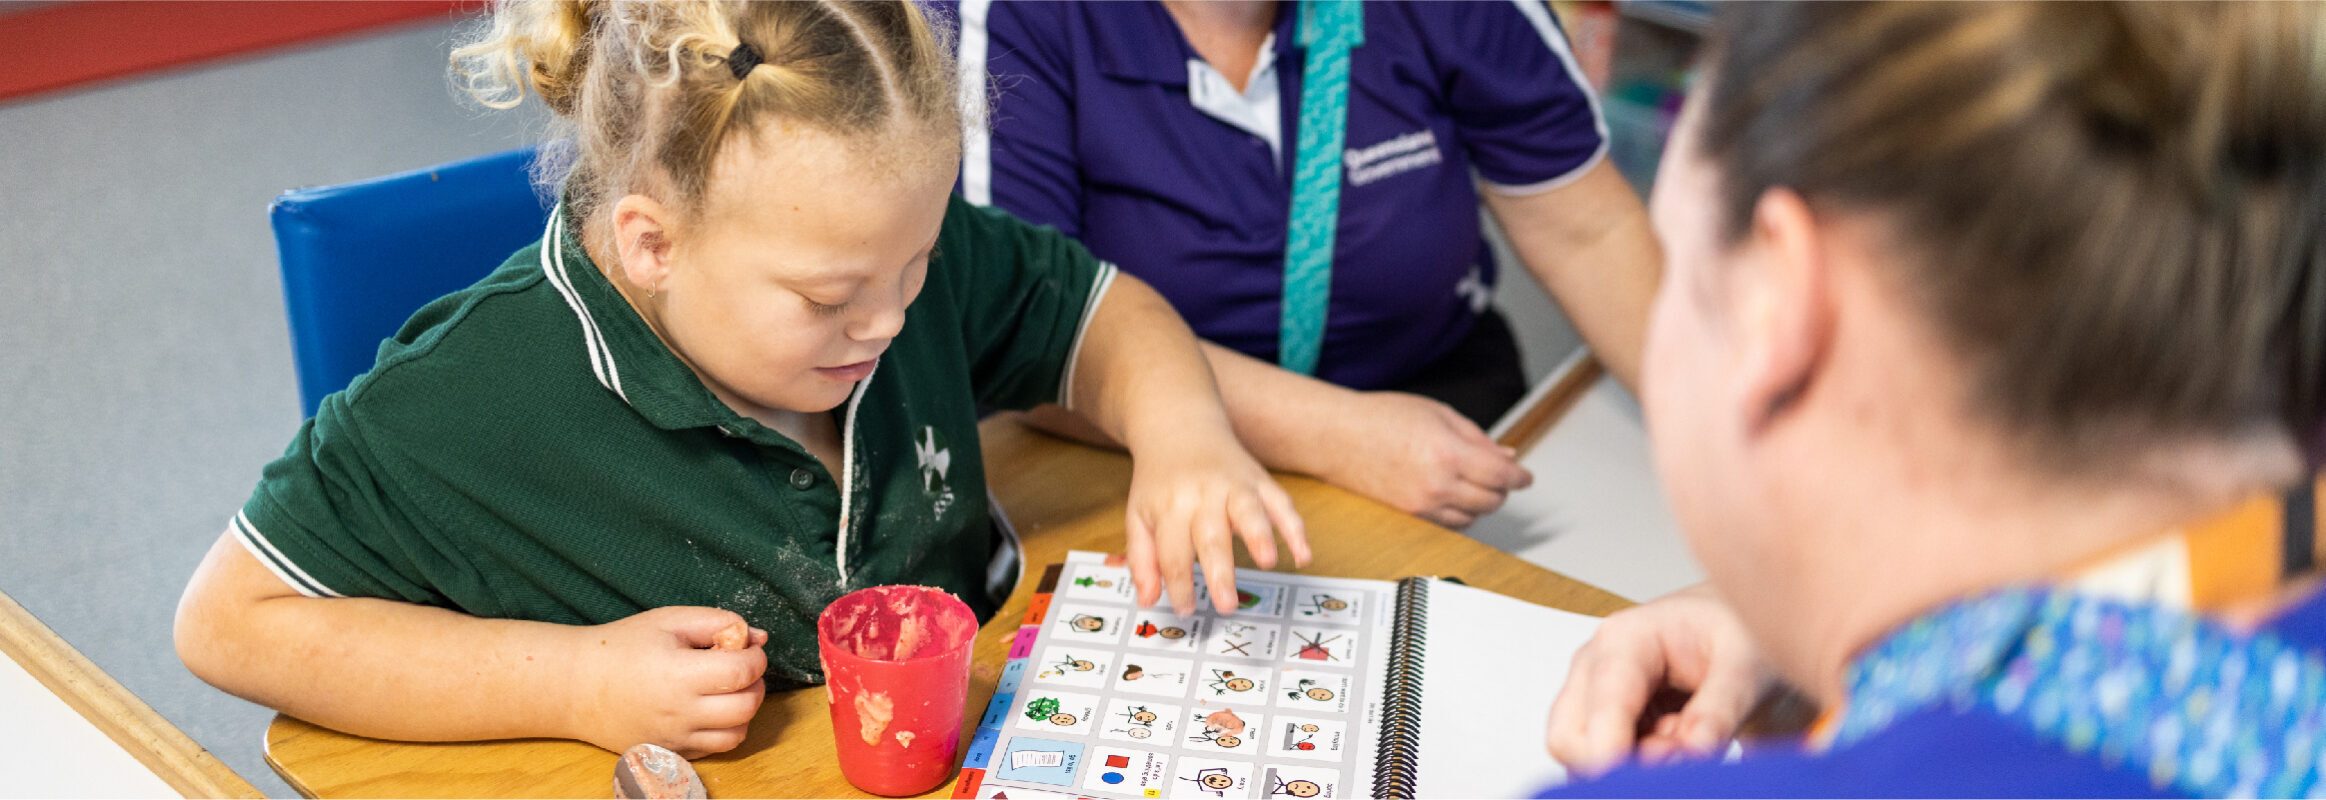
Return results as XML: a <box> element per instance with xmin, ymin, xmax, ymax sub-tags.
<box><xmin>1541</xmin><ymin>2</ymin><xmax>2326</xmax><ymax>794</ymax></box>
<box><xmin>175</xmin><ymin>0</ymin><xmax>1306</xmax><ymax>758</ymax></box>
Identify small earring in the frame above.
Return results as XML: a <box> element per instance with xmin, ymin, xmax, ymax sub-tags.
<box><xmin>647</xmin><ymin>285</ymin><xmax>659</xmax><ymax>301</ymax></box>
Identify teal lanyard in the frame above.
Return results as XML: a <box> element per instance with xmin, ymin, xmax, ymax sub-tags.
<box><xmin>1279</xmin><ymin>0</ymin><xmax>1363</xmax><ymax>375</ymax></box>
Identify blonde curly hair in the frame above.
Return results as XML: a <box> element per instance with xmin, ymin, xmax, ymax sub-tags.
<box><xmin>452</xmin><ymin>0</ymin><xmax>964</xmax><ymax>221</ymax></box>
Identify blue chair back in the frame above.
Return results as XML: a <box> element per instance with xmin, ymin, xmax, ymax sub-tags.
<box><xmin>270</xmin><ymin>148</ymin><xmax>551</xmax><ymax>417</ymax></box>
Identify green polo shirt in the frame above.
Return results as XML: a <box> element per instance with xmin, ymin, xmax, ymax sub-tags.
<box><xmin>233</xmin><ymin>196</ymin><xmax>1116</xmax><ymax>687</ymax></box>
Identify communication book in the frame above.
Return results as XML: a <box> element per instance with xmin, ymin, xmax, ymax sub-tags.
<box><xmin>952</xmin><ymin>551</ymin><xmax>1604</xmax><ymax>799</ymax></box>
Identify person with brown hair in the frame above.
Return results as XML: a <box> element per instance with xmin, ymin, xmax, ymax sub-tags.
<box><xmin>172</xmin><ymin>0</ymin><xmax>1307</xmax><ymax>758</ymax></box>
<box><xmin>1538</xmin><ymin>2</ymin><xmax>2326</xmax><ymax>794</ymax></box>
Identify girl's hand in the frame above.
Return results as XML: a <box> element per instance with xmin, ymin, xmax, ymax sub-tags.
<box><xmin>1123</xmin><ymin>431</ymin><xmax>1310</xmax><ymax>615</ymax></box>
<box><xmin>569</xmin><ymin>606</ymin><xmax>771</xmax><ymax>758</ymax></box>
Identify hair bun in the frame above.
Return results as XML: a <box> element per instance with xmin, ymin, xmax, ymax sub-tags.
<box><xmin>451</xmin><ymin>0</ymin><xmax>604</xmax><ymax>115</ymax></box>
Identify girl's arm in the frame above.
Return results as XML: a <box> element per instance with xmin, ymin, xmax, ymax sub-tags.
<box><xmin>173</xmin><ymin>530</ymin><xmax>768</xmax><ymax>757</ymax></box>
<box><xmin>1060</xmin><ymin>272</ymin><xmax>1312</xmax><ymax>616</ymax></box>
<box><xmin>1027</xmin><ymin>341</ymin><xmax>1534</xmax><ymax>529</ymax></box>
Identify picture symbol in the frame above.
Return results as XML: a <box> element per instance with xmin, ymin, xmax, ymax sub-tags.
<box><xmin>1288</xmin><ymin>678</ymin><xmax>1335</xmax><ymax>702</ymax></box>
<box><xmin>1267</xmin><ymin>769</ymin><xmax>1326</xmax><ymax>798</ymax></box>
<box><xmin>1301</xmin><ymin>594</ymin><xmax>1350</xmax><ymax>616</ymax></box>
<box><xmin>1292</xmin><ymin>630</ymin><xmax>1342</xmax><ymax>661</ymax></box>
<box><xmin>1183</xmin><ymin>767</ymin><xmax>1238</xmax><ymax>797</ymax></box>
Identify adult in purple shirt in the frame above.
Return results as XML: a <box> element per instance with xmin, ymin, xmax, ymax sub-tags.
<box><xmin>958</xmin><ymin>0</ymin><xmax>1660</xmax><ymax>527</ymax></box>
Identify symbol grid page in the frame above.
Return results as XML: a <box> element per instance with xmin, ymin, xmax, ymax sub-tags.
<box><xmin>983</xmin><ymin>552</ymin><xmax>1398</xmax><ymax>799</ymax></box>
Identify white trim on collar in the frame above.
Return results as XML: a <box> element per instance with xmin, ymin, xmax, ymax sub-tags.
<box><xmin>834</xmin><ymin>360</ymin><xmax>880</xmax><ymax>586</ymax></box>
<box><xmin>536</xmin><ymin>207</ymin><xmax>630</xmax><ymax>404</ymax></box>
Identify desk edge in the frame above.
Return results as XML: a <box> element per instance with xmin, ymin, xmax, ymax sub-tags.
<box><xmin>1492</xmin><ymin>351</ymin><xmax>1607</xmax><ymax>455</ymax></box>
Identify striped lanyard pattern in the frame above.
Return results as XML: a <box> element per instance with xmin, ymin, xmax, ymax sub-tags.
<box><xmin>1278</xmin><ymin>0</ymin><xmax>1364</xmax><ymax>375</ymax></box>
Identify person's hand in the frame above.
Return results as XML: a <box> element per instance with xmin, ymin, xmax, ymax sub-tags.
<box><xmin>1124</xmin><ymin>430</ymin><xmax>1310</xmax><ymax>616</ymax></box>
<box><xmin>1545</xmin><ymin>583</ymin><xmax>1775</xmax><ymax>778</ymax></box>
<box><xmin>1317</xmin><ymin>391</ymin><xmax>1532</xmax><ymax>528</ymax></box>
<box><xmin>568</xmin><ymin>606</ymin><xmax>770</xmax><ymax>758</ymax></box>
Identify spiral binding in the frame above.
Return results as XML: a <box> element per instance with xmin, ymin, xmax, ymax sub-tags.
<box><xmin>1370</xmin><ymin>577</ymin><xmax>1431</xmax><ymax>799</ymax></box>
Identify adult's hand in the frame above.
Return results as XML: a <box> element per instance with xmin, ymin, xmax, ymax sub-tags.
<box><xmin>1544</xmin><ymin>583</ymin><xmax>1775</xmax><ymax>778</ymax></box>
<box><xmin>1317</xmin><ymin>391</ymin><xmax>1531</xmax><ymax>529</ymax></box>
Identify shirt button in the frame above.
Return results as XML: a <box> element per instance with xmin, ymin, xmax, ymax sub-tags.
<box><xmin>788</xmin><ymin>468</ymin><xmax>815</xmax><ymax>489</ymax></box>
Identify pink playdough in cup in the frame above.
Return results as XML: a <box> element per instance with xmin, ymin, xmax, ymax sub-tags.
<box><xmin>816</xmin><ymin>585</ymin><xmax>978</xmax><ymax>796</ymax></box>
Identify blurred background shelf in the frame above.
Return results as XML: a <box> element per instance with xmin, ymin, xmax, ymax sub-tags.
<box><xmin>1555</xmin><ymin>0</ymin><xmax>1705</xmax><ymax>193</ymax></box>
<box><xmin>1615</xmin><ymin>0</ymin><xmax>1712</xmax><ymax>36</ymax></box>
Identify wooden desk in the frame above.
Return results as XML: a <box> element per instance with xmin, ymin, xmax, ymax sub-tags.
<box><xmin>266</xmin><ymin>414</ymin><xmax>1629</xmax><ymax>798</ymax></box>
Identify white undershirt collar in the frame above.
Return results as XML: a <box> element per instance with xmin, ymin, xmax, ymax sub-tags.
<box><xmin>1185</xmin><ymin>33</ymin><xmax>1282</xmax><ymax>168</ymax></box>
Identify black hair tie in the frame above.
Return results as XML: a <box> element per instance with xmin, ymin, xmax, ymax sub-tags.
<box><xmin>727</xmin><ymin>41</ymin><xmax>763</xmax><ymax>80</ymax></box>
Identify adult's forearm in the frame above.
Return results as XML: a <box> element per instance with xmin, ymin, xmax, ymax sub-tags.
<box><xmin>1488</xmin><ymin>162</ymin><xmax>1662</xmax><ymax>389</ymax></box>
<box><xmin>1188</xmin><ymin>342</ymin><xmax>1361</xmax><ymax>479</ymax></box>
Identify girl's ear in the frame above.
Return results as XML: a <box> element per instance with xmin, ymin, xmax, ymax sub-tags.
<box><xmin>1732</xmin><ymin>187</ymin><xmax>1835</xmax><ymax>438</ymax></box>
<box><xmin>607</xmin><ymin>194</ymin><xmax>677</xmax><ymax>294</ymax></box>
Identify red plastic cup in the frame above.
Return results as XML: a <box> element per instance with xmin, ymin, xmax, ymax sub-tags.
<box><xmin>817</xmin><ymin>585</ymin><xmax>979</xmax><ymax>796</ymax></box>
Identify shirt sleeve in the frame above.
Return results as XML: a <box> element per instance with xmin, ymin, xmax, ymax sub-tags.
<box><xmin>961</xmin><ymin>0</ymin><xmax>1085</xmax><ymax>237</ymax></box>
<box><xmin>1418</xmin><ymin>0</ymin><xmax>1610</xmax><ymax>194</ymax></box>
<box><xmin>232</xmin><ymin>393</ymin><xmax>456</xmax><ymax>604</ymax></box>
<box><xmin>936</xmin><ymin>196</ymin><xmax>1114</xmax><ymax>412</ymax></box>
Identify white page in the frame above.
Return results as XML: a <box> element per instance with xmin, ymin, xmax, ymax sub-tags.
<box><xmin>0</xmin><ymin>649</ymin><xmax>178</xmax><ymax>798</ymax></box>
<box><xmin>1410</xmin><ymin>580</ymin><xmax>1602</xmax><ymax>797</ymax></box>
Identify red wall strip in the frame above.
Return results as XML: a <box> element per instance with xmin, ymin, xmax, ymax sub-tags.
<box><xmin>0</xmin><ymin>1</ymin><xmax>466</xmax><ymax>104</ymax></box>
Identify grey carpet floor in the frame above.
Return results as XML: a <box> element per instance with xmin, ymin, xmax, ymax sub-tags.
<box><xmin>0</xmin><ymin>17</ymin><xmax>543</xmax><ymax>796</ymax></box>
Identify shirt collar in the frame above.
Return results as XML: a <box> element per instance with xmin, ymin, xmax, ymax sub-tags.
<box><xmin>1185</xmin><ymin>32</ymin><xmax>1283</xmax><ymax>164</ymax></box>
<box><xmin>1830</xmin><ymin>586</ymin><xmax>2049</xmax><ymax>748</ymax></box>
<box><xmin>1833</xmin><ymin>587</ymin><xmax>2326</xmax><ymax>797</ymax></box>
<box><xmin>536</xmin><ymin>203</ymin><xmax>792</xmax><ymax>438</ymax></box>
<box><xmin>1092</xmin><ymin>1</ymin><xmax>1295</xmax><ymax>86</ymax></box>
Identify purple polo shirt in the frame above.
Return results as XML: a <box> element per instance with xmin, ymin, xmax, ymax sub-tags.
<box><xmin>958</xmin><ymin>0</ymin><xmax>1606</xmax><ymax>389</ymax></box>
